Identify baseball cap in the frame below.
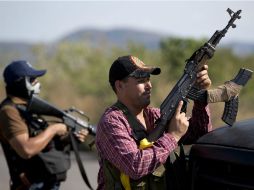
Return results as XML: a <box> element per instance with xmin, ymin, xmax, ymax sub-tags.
<box><xmin>3</xmin><ymin>60</ymin><xmax>47</xmax><ymax>85</ymax></box>
<box><xmin>109</xmin><ymin>55</ymin><xmax>161</xmax><ymax>86</ymax></box>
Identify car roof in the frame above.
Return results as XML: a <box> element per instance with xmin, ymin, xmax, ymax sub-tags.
<box><xmin>196</xmin><ymin>118</ymin><xmax>254</xmax><ymax>150</ymax></box>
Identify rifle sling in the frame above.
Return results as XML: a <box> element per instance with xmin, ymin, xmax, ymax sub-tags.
<box><xmin>70</xmin><ymin>133</ymin><xmax>94</xmax><ymax>190</ymax></box>
<box><xmin>113</xmin><ymin>101</ymin><xmax>148</xmax><ymax>142</ymax></box>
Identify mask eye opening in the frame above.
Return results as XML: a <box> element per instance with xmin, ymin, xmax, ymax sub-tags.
<box><xmin>29</xmin><ymin>77</ymin><xmax>36</xmax><ymax>83</ymax></box>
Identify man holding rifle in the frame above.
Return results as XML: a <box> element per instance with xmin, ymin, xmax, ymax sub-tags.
<box><xmin>0</xmin><ymin>60</ymin><xmax>88</xmax><ymax>190</ymax></box>
<box><xmin>96</xmin><ymin>55</ymin><xmax>212</xmax><ymax>189</ymax></box>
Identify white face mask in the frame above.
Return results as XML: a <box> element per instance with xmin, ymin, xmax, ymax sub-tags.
<box><xmin>25</xmin><ymin>76</ymin><xmax>41</xmax><ymax>96</ymax></box>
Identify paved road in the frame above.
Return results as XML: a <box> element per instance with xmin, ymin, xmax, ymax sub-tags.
<box><xmin>0</xmin><ymin>147</ymin><xmax>99</xmax><ymax>190</ymax></box>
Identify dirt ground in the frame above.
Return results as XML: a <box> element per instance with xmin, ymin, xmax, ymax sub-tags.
<box><xmin>0</xmin><ymin>147</ymin><xmax>99</xmax><ymax>190</ymax></box>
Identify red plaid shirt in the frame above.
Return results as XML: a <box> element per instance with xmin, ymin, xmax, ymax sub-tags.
<box><xmin>95</xmin><ymin>101</ymin><xmax>212</xmax><ymax>189</ymax></box>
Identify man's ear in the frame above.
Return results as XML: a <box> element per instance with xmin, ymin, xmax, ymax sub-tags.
<box><xmin>115</xmin><ymin>80</ymin><xmax>122</xmax><ymax>92</ymax></box>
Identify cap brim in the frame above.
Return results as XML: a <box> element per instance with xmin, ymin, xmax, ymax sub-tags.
<box><xmin>141</xmin><ymin>67</ymin><xmax>161</xmax><ymax>75</ymax></box>
<box><xmin>150</xmin><ymin>67</ymin><xmax>161</xmax><ymax>75</ymax></box>
<box><xmin>129</xmin><ymin>67</ymin><xmax>161</xmax><ymax>78</ymax></box>
<box><xmin>28</xmin><ymin>69</ymin><xmax>47</xmax><ymax>78</ymax></box>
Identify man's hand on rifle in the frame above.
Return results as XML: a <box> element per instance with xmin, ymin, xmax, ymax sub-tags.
<box><xmin>51</xmin><ymin>123</ymin><xmax>68</xmax><ymax>136</ymax></box>
<box><xmin>196</xmin><ymin>65</ymin><xmax>212</xmax><ymax>90</ymax></box>
<box><xmin>167</xmin><ymin>101</ymin><xmax>189</xmax><ymax>142</ymax></box>
<box><xmin>74</xmin><ymin>129</ymin><xmax>89</xmax><ymax>142</ymax></box>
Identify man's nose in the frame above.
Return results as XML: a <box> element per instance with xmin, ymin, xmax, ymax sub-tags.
<box><xmin>145</xmin><ymin>81</ymin><xmax>152</xmax><ymax>89</ymax></box>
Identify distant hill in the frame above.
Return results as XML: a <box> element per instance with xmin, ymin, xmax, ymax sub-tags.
<box><xmin>58</xmin><ymin>28</ymin><xmax>166</xmax><ymax>50</ymax></box>
<box><xmin>226</xmin><ymin>42</ymin><xmax>254</xmax><ymax>56</ymax></box>
<box><xmin>0</xmin><ymin>42</ymin><xmax>36</xmax><ymax>65</ymax></box>
<box><xmin>0</xmin><ymin>28</ymin><xmax>254</xmax><ymax>61</ymax></box>
<box><xmin>0</xmin><ymin>42</ymin><xmax>33</xmax><ymax>56</ymax></box>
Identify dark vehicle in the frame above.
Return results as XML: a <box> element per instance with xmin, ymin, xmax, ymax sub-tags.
<box><xmin>189</xmin><ymin>118</ymin><xmax>254</xmax><ymax>190</ymax></box>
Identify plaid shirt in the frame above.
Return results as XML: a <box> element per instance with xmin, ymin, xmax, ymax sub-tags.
<box><xmin>95</xmin><ymin>101</ymin><xmax>212</xmax><ymax>189</ymax></box>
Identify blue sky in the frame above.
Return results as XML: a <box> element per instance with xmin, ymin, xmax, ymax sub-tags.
<box><xmin>0</xmin><ymin>1</ymin><xmax>254</xmax><ymax>44</ymax></box>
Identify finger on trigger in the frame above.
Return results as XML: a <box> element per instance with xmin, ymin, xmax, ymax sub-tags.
<box><xmin>176</xmin><ymin>100</ymin><xmax>183</xmax><ymax>114</ymax></box>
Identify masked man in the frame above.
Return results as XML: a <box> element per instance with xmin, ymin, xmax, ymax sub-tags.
<box><xmin>0</xmin><ymin>60</ymin><xmax>88</xmax><ymax>190</ymax></box>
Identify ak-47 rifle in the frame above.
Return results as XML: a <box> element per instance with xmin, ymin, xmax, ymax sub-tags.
<box><xmin>147</xmin><ymin>8</ymin><xmax>247</xmax><ymax>142</ymax></box>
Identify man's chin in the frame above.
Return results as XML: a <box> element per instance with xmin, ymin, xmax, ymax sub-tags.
<box><xmin>143</xmin><ymin>100</ymin><xmax>150</xmax><ymax>107</ymax></box>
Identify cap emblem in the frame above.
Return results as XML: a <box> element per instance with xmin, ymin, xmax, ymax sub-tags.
<box><xmin>130</xmin><ymin>56</ymin><xmax>147</xmax><ymax>69</ymax></box>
